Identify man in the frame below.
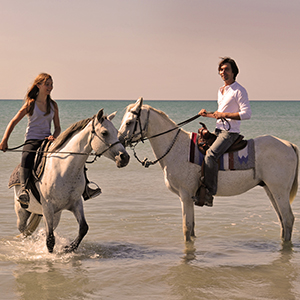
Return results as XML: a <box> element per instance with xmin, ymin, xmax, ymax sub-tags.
<box><xmin>194</xmin><ymin>57</ymin><xmax>251</xmax><ymax>206</ymax></box>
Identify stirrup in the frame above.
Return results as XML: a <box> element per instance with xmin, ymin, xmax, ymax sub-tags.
<box><xmin>83</xmin><ymin>182</ymin><xmax>102</xmax><ymax>201</ymax></box>
<box><xmin>192</xmin><ymin>185</ymin><xmax>214</xmax><ymax>207</ymax></box>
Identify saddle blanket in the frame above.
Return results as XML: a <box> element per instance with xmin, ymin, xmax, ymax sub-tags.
<box><xmin>188</xmin><ymin>132</ymin><xmax>255</xmax><ymax>171</ymax></box>
<box><xmin>8</xmin><ymin>140</ymin><xmax>51</xmax><ymax>189</ymax></box>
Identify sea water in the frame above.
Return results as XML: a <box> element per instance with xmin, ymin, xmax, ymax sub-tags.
<box><xmin>0</xmin><ymin>99</ymin><xmax>300</xmax><ymax>300</ymax></box>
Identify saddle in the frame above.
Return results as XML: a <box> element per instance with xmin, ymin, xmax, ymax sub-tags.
<box><xmin>9</xmin><ymin>140</ymin><xmax>52</xmax><ymax>204</ymax></box>
<box><xmin>194</xmin><ymin>123</ymin><xmax>249</xmax><ymax>207</ymax></box>
<box><xmin>197</xmin><ymin>122</ymin><xmax>247</xmax><ymax>155</ymax></box>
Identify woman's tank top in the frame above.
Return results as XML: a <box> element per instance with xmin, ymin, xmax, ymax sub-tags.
<box><xmin>25</xmin><ymin>102</ymin><xmax>55</xmax><ymax>140</ymax></box>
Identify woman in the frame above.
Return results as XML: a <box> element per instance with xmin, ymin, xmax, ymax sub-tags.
<box><xmin>0</xmin><ymin>73</ymin><xmax>100</xmax><ymax>206</ymax></box>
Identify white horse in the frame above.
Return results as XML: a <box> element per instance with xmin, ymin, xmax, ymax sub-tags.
<box><xmin>14</xmin><ymin>109</ymin><xmax>130</xmax><ymax>253</ymax></box>
<box><xmin>118</xmin><ymin>98</ymin><xmax>299</xmax><ymax>243</ymax></box>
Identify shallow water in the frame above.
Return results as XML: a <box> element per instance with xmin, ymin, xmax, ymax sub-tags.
<box><xmin>0</xmin><ymin>100</ymin><xmax>300</xmax><ymax>299</ymax></box>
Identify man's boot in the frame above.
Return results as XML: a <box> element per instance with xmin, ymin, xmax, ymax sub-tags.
<box><xmin>18</xmin><ymin>167</ymin><xmax>31</xmax><ymax>206</ymax></box>
<box><xmin>192</xmin><ymin>183</ymin><xmax>214</xmax><ymax>207</ymax></box>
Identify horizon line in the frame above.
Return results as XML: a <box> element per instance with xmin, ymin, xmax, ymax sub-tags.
<box><xmin>0</xmin><ymin>99</ymin><xmax>299</xmax><ymax>102</ymax></box>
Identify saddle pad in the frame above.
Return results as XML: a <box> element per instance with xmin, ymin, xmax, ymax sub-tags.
<box><xmin>9</xmin><ymin>164</ymin><xmax>20</xmax><ymax>188</ymax></box>
<box><xmin>8</xmin><ymin>140</ymin><xmax>51</xmax><ymax>188</ymax></box>
<box><xmin>189</xmin><ymin>132</ymin><xmax>255</xmax><ymax>171</ymax></box>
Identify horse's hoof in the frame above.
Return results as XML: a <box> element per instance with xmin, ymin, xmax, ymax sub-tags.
<box><xmin>64</xmin><ymin>245</ymin><xmax>76</xmax><ymax>253</ymax></box>
<box><xmin>46</xmin><ymin>233</ymin><xmax>55</xmax><ymax>253</ymax></box>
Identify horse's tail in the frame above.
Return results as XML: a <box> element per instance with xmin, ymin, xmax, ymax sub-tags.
<box><xmin>23</xmin><ymin>213</ymin><xmax>42</xmax><ymax>237</ymax></box>
<box><xmin>290</xmin><ymin>143</ymin><xmax>299</xmax><ymax>204</ymax></box>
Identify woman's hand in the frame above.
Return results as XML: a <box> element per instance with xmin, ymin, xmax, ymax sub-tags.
<box><xmin>0</xmin><ymin>140</ymin><xmax>8</xmax><ymax>152</ymax></box>
<box><xmin>47</xmin><ymin>135</ymin><xmax>56</xmax><ymax>142</ymax></box>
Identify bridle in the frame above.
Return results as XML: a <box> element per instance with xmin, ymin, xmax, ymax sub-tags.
<box><xmin>127</xmin><ymin>108</ymin><xmax>150</xmax><ymax>145</ymax></box>
<box><xmin>123</xmin><ymin>107</ymin><xmax>199</xmax><ymax>168</ymax></box>
<box><xmin>6</xmin><ymin>115</ymin><xmax>123</xmax><ymax>164</ymax></box>
<box><xmin>88</xmin><ymin>116</ymin><xmax>122</xmax><ymax>163</ymax></box>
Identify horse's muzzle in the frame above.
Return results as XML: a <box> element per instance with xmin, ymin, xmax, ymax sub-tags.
<box><xmin>115</xmin><ymin>151</ymin><xmax>130</xmax><ymax>168</ymax></box>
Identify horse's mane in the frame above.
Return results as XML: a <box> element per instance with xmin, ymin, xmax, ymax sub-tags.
<box><xmin>50</xmin><ymin>116</ymin><xmax>94</xmax><ymax>151</ymax></box>
<box><xmin>126</xmin><ymin>104</ymin><xmax>177</xmax><ymax>127</ymax></box>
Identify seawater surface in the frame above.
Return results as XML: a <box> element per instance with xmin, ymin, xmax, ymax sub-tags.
<box><xmin>0</xmin><ymin>100</ymin><xmax>300</xmax><ymax>300</ymax></box>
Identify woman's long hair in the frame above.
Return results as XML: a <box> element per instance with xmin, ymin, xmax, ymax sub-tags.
<box><xmin>25</xmin><ymin>73</ymin><xmax>56</xmax><ymax>116</ymax></box>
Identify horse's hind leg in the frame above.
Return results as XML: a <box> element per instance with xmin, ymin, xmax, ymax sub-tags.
<box><xmin>264</xmin><ymin>185</ymin><xmax>294</xmax><ymax>242</ymax></box>
<box><xmin>65</xmin><ymin>201</ymin><xmax>89</xmax><ymax>252</ymax></box>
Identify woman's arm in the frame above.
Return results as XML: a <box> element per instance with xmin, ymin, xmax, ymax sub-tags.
<box><xmin>47</xmin><ymin>103</ymin><xmax>61</xmax><ymax>141</ymax></box>
<box><xmin>0</xmin><ymin>104</ymin><xmax>28</xmax><ymax>151</ymax></box>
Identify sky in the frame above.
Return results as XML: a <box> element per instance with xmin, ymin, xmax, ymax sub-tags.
<box><xmin>0</xmin><ymin>0</ymin><xmax>299</xmax><ymax>101</ymax></box>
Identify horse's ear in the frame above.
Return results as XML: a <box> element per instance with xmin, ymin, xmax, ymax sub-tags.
<box><xmin>137</xmin><ymin>97</ymin><xmax>143</xmax><ymax>108</ymax></box>
<box><xmin>96</xmin><ymin>109</ymin><xmax>104</xmax><ymax>123</ymax></box>
<box><xmin>130</xmin><ymin>97</ymin><xmax>143</xmax><ymax>113</ymax></box>
<box><xmin>108</xmin><ymin>111</ymin><xmax>117</xmax><ymax>121</ymax></box>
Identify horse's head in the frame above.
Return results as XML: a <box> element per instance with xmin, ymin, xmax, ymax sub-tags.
<box><xmin>91</xmin><ymin>109</ymin><xmax>130</xmax><ymax>168</ymax></box>
<box><xmin>118</xmin><ymin>97</ymin><xmax>148</xmax><ymax>147</ymax></box>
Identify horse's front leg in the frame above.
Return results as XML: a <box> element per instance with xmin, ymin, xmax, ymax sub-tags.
<box><xmin>65</xmin><ymin>200</ymin><xmax>89</xmax><ymax>253</ymax></box>
<box><xmin>180</xmin><ymin>191</ymin><xmax>195</xmax><ymax>242</ymax></box>
<box><xmin>42</xmin><ymin>203</ymin><xmax>56</xmax><ymax>253</ymax></box>
<box><xmin>14</xmin><ymin>198</ymin><xmax>31</xmax><ymax>234</ymax></box>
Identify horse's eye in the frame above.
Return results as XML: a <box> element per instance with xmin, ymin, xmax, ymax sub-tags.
<box><xmin>126</xmin><ymin>121</ymin><xmax>132</xmax><ymax>126</ymax></box>
<box><xmin>102</xmin><ymin>131</ymin><xmax>108</xmax><ymax>136</ymax></box>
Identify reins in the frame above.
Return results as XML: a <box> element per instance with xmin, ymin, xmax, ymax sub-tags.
<box><xmin>129</xmin><ymin>111</ymin><xmax>202</xmax><ymax>168</ymax></box>
<box><xmin>145</xmin><ymin>113</ymin><xmax>201</xmax><ymax>141</ymax></box>
<box><xmin>132</xmin><ymin>128</ymin><xmax>181</xmax><ymax>168</ymax></box>
<box><xmin>130</xmin><ymin>111</ymin><xmax>230</xmax><ymax>143</ymax></box>
<box><xmin>127</xmin><ymin>108</ymin><xmax>231</xmax><ymax>168</ymax></box>
<box><xmin>5</xmin><ymin>115</ymin><xmax>122</xmax><ymax>163</ymax></box>
<box><xmin>7</xmin><ymin>141</ymin><xmax>92</xmax><ymax>156</ymax></box>
<box><xmin>6</xmin><ymin>148</ymin><xmax>92</xmax><ymax>155</ymax></box>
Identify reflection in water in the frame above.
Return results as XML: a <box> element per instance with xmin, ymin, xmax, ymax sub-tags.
<box><xmin>4</xmin><ymin>232</ymin><xmax>178</xmax><ymax>299</ymax></box>
<box><xmin>183</xmin><ymin>241</ymin><xmax>196</xmax><ymax>262</ymax></box>
<box><xmin>165</xmin><ymin>240</ymin><xmax>299</xmax><ymax>300</ymax></box>
<box><xmin>14</xmin><ymin>260</ymin><xmax>92</xmax><ymax>299</ymax></box>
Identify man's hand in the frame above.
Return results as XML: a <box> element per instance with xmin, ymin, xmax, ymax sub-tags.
<box><xmin>212</xmin><ymin>111</ymin><xmax>225</xmax><ymax>119</ymax></box>
<box><xmin>198</xmin><ymin>109</ymin><xmax>208</xmax><ymax>116</ymax></box>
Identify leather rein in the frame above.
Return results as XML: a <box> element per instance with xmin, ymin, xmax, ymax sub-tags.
<box><xmin>6</xmin><ymin>115</ymin><xmax>122</xmax><ymax>164</ymax></box>
<box><xmin>127</xmin><ymin>108</ymin><xmax>201</xmax><ymax>168</ymax></box>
